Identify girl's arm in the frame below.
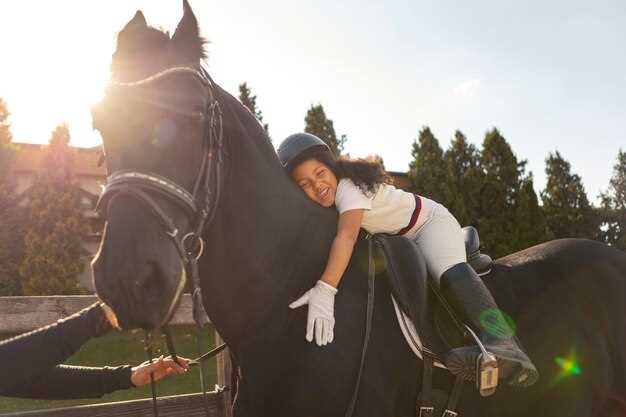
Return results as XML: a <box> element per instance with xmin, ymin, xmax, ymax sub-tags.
<box><xmin>320</xmin><ymin>209</ymin><xmax>364</xmax><ymax>288</ymax></box>
<box><xmin>289</xmin><ymin>209</ymin><xmax>364</xmax><ymax>346</ymax></box>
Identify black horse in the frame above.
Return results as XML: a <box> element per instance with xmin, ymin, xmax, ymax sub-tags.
<box><xmin>92</xmin><ymin>2</ymin><xmax>626</xmax><ymax>416</ymax></box>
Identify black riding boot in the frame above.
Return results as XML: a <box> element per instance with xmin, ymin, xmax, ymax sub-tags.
<box><xmin>440</xmin><ymin>263</ymin><xmax>538</xmax><ymax>387</ymax></box>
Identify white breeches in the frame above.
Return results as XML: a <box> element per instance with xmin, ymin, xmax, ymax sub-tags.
<box><xmin>407</xmin><ymin>203</ymin><xmax>467</xmax><ymax>282</ymax></box>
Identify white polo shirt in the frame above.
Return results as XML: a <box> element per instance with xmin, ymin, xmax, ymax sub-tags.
<box><xmin>334</xmin><ymin>179</ymin><xmax>436</xmax><ymax>235</ymax></box>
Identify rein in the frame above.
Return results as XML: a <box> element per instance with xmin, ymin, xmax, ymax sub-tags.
<box><xmin>96</xmin><ymin>65</ymin><xmax>227</xmax><ymax>417</ymax></box>
<box><xmin>345</xmin><ymin>236</ymin><xmax>376</xmax><ymax>417</ymax></box>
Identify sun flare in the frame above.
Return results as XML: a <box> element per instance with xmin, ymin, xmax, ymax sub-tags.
<box><xmin>0</xmin><ymin>2</ymin><xmax>137</xmax><ymax>148</ymax></box>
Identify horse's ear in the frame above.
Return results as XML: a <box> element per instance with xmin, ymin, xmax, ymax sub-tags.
<box><xmin>121</xmin><ymin>10</ymin><xmax>147</xmax><ymax>32</ymax></box>
<box><xmin>171</xmin><ymin>0</ymin><xmax>205</xmax><ymax>60</ymax></box>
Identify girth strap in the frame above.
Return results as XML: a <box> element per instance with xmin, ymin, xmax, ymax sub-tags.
<box><xmin>418</xmin><ymin>356</ymin><xmax>465</xmax><ymax>417</ymax></box>
<box><xmin>442</xmin><ymin>376</ymin><xmax>465</xmax><ymax>417</ymax></box>
<box><xmin>418</xmin><ymin>355</ymin><xmax>435</xmax><ymax>417</ymax></box>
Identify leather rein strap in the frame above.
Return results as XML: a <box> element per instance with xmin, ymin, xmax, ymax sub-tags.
<box><xmin>97</xmin><ymin>66</ymin><xmax>226</xmax><ymax>417</ymax></box>
<box><xmin>345</xmin><ymin>236</ymin><xmax>376</xmax><ymax>417</ymax></box>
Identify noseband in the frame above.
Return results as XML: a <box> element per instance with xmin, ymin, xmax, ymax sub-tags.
<box><xmin>96</xmin><ymin>66</ymin><xmax>226</xmax><ymax>417</ymax></box>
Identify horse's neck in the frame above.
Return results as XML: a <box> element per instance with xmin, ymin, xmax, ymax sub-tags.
<box><xmin>200</xmin><ymin>90</ymin><xmax>337</xmax><ymax>352</ymax></box>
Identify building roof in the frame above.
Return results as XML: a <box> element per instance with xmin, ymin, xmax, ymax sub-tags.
<box><xmin>12</xmin><ymin>142</ymin><xmax>105</xmax><ymax>177</ymax></box>
<box><xmin>388</xmin><ymin>171</ymin><xmax>411</xmax><ymax>191</ymax></box>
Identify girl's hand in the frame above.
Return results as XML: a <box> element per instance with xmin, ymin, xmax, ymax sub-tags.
<box><xmin>130</xmin><ymin>355</ymin><xmax>189</xmax><ymax>387</ymax></box>
<box><xmin>289</xmin><ymin>280</ymin><xmax>337</xmax><ymax>346</ymax></box>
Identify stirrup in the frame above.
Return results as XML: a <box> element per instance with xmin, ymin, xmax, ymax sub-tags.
<box><xmin>465</xmin><ymin>325</ymin><xmax>499</xmax><ymax>397</ymax></box>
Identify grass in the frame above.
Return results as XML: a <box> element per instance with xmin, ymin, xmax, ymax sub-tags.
<box><xmin>0</xmin><ymin>325</ymin><xmax>218</xmax><ymax>414</ymax></box>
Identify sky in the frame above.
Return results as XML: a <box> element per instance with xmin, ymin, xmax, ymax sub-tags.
<box><xmin>0</xmin><ymin>0</ymin><xmax>624</xmax><ymax>202</ymax></box>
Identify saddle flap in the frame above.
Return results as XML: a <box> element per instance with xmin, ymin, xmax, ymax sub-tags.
<box><xmin>372</xmin><ymin>234</ymin><xmax>467</xmax><ymax>358</ymax></box>
<box><xmin>373</xmin><ymin>234</ymin><xmax>432</xmax><ymax>346</ymax></box>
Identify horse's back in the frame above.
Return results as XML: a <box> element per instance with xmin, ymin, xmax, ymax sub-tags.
<box><xmin>497</xmin><ymin>238</ymin><xmax>625</xmax><ymax>272</ymax></box>
<box><xmin>479</xmin><ymin>239</ymin><xmax>626</xmax><ymax>417</ymax></box>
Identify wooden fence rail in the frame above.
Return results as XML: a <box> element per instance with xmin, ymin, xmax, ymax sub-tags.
<box><xmin>0</xmin><ymin>296</ymin><xmax>232</xmax><ymax>417</ymax></box>
<box><xmin>1</xmin><ymin>392</ymin><xmax>226</xmax><ymax>417</ymax></box>
<box><xmin>0</xmin><ymin>295</ymin><xmax>207</xmax><ymax>334</ymax></box>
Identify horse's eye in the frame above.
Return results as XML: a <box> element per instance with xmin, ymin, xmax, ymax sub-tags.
<box><xmin>152</xmin><ymin>118</ymin><xmax>177</xmax><ymax>147</ymax></box>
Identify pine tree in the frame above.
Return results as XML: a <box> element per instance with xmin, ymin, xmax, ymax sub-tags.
<box><xmin>19</xmin><ymin>124</ymin><xmax>88</xmax><ymax>295</ymax></box>
<box><xmin>408</xmin><ymin>126</ymin><xmax>448</xmax><ymax>204</ymax></box>
<box><xmin>304</xmin><ymin>104</ymin><xmax>346</xmax><ymax>155</ymax></box>
<box><xmin>239</xmin><ymin>82</ymin><xmax>270</xmax><ymax>140</ymax></box>
<box><xmin>0</xmin><ymin>98</ymin><xmax>11</xmax><ymax>146</ymax></box>
<box><xmin>541</xmin><ymin>151</ymin><xmax>598</xmax><ymax>240</ymax></box>
<box><xmin>477</xmin><ymin>128</ymin><xmax>528</xmax><ymax>257</ymax></box>
<box><xmin>442</xmin><ymin>130</ymin><xmax>483</xmax><ymax>226</ymax></box>
<box><xmin>515</xmin><ymin>174</ymin><xmax>553</xmax><ymax>247</ymax></box>
<box><xmin>0</xmin><ymin>99</ymin><xmax>24</xmax><ymax>295</ymax></box>
<box><xmin>599</xmin><ymin>150</ymin><xmax>626</xmax><ymax>249</ymax></box>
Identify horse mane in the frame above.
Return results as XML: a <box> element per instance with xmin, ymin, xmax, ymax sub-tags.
<box><xmin>212</xmin><ymin>83</ymin><xmax>282</xmax><ymax>176</ymax></box>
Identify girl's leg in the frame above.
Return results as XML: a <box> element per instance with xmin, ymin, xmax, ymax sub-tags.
<box><xmin>411</xmin><ymin>205</ymin><xmax>538</xmax><ymax>387</ymax></box>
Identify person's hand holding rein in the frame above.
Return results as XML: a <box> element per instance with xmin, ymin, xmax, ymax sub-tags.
<box><xmin>130</xmin><ymin>355</ymin><xmax>190</xmax><ymax>387</ymax></box>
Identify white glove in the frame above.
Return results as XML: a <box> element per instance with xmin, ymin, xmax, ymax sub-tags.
<box><xmin>289</xmin><ymin>280</ymin><xmax>338</xmax><ymax>346</ymax></box>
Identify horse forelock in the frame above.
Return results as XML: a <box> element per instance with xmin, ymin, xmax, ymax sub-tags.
<box><xmin>111</xmin><ymin>22</ymin><xmax>208</xmax><ymax>82</ymax></box>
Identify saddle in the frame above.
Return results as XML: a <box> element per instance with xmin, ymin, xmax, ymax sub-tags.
<box><xmin>374</xmin><ymin>226</ymin><xmax>492</xmax><ymax>359</ymax></box>
<box><xmin>371</xmin><ymin>226</ymin><xmax>494</xmax><ymax>417</ymax></box>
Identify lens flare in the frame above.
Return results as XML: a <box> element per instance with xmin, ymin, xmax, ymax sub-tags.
<box><xmin>550</xmin><ymin>349</ymin><xmax>582</xmax><ymax>386</ymax></box>
<box><xmin>555</xmin><ymin>357</ymin><xmax>581</xmax><ymax>376</ymax></box>
<box><xmin>479</xmin><ymin>308</ymin><xmax>516</xmax><ymax>338</ymax></box>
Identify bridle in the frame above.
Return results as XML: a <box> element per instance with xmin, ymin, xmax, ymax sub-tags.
<box><xmin>95</xmin><ymin>66</ymin><xmax>227</xmax><ymax>417</ymax></box>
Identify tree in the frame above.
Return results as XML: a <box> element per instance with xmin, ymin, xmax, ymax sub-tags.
<box><xmin>0</xmin><ymin>99</ymin><xmax>24</xmax><ymax>295</ymax></box>
<box><xmin>19</xmin><ymin>124</ymin><xmax>88</xmax><ymax>295</ymax></box>
<box><xmin>304</xmin><ymin>104</ymin><xmax>346</xmax><ymax>155</ymax></box>
<box><xmin>442</xmin><ymin>130</ymin><xmax>483</xmax><ymax>226</ymax></box>
<box><xmin>477</xmin><ymin>128</ymin><xmax>529</xmax><ymax>257</ymax></box>
<box><xmin>408</xmin><ymin>126</ymin><xmax>448</xmax><ymax>204</ymax></box>
<box><xmin>599</xmin><ymin>150</ymin><xmax>626</xmax><ymax>249</ymax></box>
<box><xmin>515</xmin><ymin>174</ymin><xmax>553</xmax><ymax>247</ymax></box>
<box><xmin>541</xmin><ymin>151</ymin><xmax>597</xmax><ymax>240</ymax></box>
<box><xmin>0</xmin><ymin>98</ymin><xmax>11</xmax><ymax>146</ymax></box>
<box><xmin>239</xmin><ymin>82</ymin><xmax>270</xmax><ymax>140</ymax></box>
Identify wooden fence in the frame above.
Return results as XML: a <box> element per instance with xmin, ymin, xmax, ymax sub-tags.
<box><xmin>1</xmin><ymin>393</ymin><xmax>225</xmax><ymax>417</ymax></box>
<box><xmin>0</xmin><ymin>296</ymin><xmax>232</xmax><ymax>417</ymax></box>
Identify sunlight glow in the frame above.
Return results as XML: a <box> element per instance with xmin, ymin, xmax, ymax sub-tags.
<box><xmin>0</xmin><ymin>2</ymin><xmax>177</xmax><ymax>148</ymax></box>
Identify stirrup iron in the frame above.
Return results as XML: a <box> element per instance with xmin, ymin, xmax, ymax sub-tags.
<box><xmin>465</xmin><ymin>325</ymin><xmax>499</xmax><ymax>397</ymax></box>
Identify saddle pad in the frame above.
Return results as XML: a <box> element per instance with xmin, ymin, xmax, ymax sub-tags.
<box><xmin>392</xmin><ymin>295</ymin><xmax>447</xmax><ymax>369</ymax></box>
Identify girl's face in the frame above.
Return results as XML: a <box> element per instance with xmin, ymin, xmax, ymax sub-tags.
<box><xmin>291</xmin><ymin>158</ymin><xmax>338</xmax><ymax>207</ymax></box>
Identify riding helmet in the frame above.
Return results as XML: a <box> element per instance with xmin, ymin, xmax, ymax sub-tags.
<box><xmin>277</xmin><ymin>132</ymin><xmax>331</xmax><ymax>172</ymax></box>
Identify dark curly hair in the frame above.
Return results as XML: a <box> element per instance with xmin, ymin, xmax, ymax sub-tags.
<box><xmin>312</xmin><ymin>152</ymin><xmax>391</xmax><ymax>195</ymax></box>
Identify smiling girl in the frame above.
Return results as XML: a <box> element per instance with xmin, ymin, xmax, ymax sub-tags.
<box><xmin>278</xmin><ymin>132</ymin><xmax>537</xmax><ymax>387</ymax></box>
